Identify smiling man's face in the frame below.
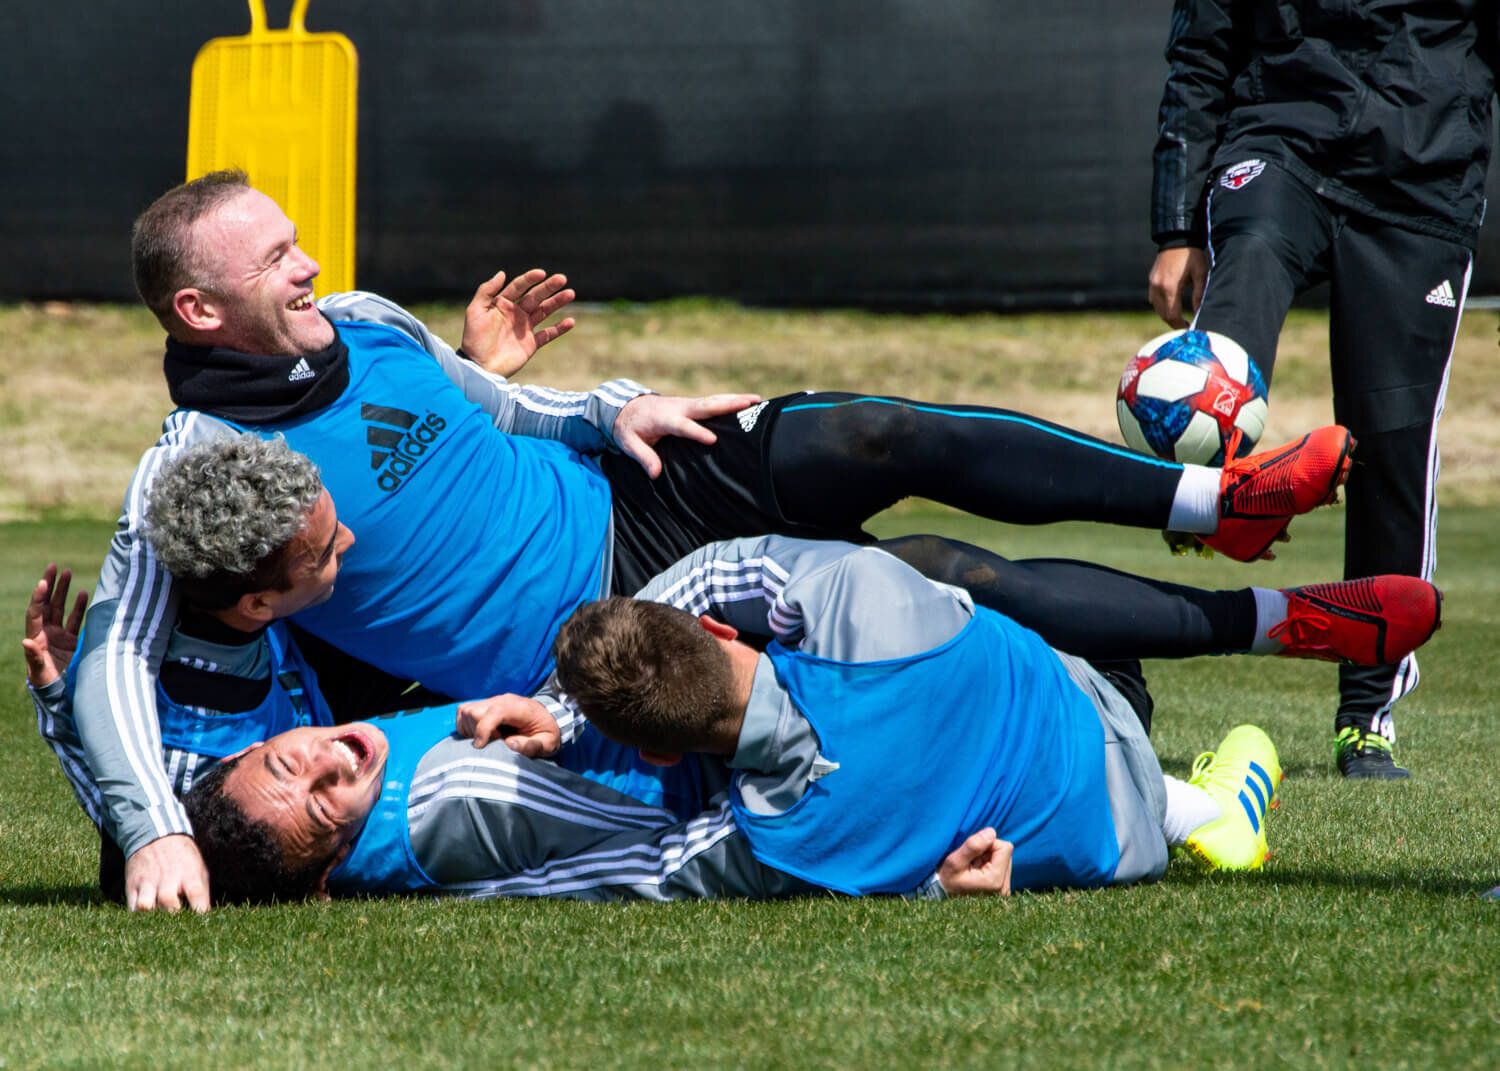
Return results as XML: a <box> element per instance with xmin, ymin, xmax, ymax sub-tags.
<box><xmin>223</xmin><ymin>723</ymin><xmax>390</xmax><ymax>872</ymax></box>
<box><xmin>189</xmin><ymin>187</ymin><xmax>336</xmax><ymax>356</ymax></box>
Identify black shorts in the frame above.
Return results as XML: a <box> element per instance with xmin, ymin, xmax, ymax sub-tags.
<box><xmin>601</xmin><ymin>393</ymin><xmax>869</xmax><ymax>595</ymax></box>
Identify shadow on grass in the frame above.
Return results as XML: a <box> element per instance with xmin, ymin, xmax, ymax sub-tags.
<box><xmin>1155</xmin><ymin>753</ymin><xmax>1389</xmax><ymax>783</ymax></box>
<box><xmin>0</xmin><ymin>883</ymin><xmax>106</xmax><ymax>907</ymax></box>
<box><xmin>1172</xmin><ymin>865</ymin><xmax>1494</xmax><ymax>897</ymax></box>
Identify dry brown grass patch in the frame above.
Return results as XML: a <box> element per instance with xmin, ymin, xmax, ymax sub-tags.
<box><xmin>4</xmin><ymin>299</ymin><xmax>1497</xmax><ymax>520</ymax></box>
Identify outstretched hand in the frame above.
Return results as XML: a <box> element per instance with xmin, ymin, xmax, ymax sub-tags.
<box><xmin>455</xmin><ymin>694</ymin><xmax>562</xmax><ymax>757</ymax></box>
<box><xmin>937</xmin><ymin>828</ymin><xmax>1014</xmax><ymax>897</ymax></box>
<box><xmin>460</xmin><ymin>268</ymin><xmax>577</xmax><ymax>377</ymax></box>
<box><xmin>614</xmin><ymin>393</ymin><xmax>762</xmax><ymax>478</ymax></box>
<box><xmin>22</xmin><ymin>563</ymin><xmax>88</xmax><ymax>688</ymax></box>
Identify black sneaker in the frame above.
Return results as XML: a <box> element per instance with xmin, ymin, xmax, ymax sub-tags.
<box><xmin>1335</xmin><ymin>726</ymin><xmax>1410</xmax><ymax>780</ymax></box>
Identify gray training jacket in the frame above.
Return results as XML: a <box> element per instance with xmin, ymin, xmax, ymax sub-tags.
<box><xmin>59</xmin><ymin>291</ymin><xmax>648</xmax><ymax>858</ymax></box>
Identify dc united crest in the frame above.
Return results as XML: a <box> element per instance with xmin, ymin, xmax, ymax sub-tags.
<box><xmin>1219</xmin><ymin>160</ymin><xmax>1266</xmax><ymax>191</ymax></box>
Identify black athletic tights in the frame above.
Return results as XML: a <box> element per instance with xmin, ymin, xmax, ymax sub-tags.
<box><xmin>766</xmin><ymin>393</ymin><xmax>1257</xmax><ymax>660</ymax></box>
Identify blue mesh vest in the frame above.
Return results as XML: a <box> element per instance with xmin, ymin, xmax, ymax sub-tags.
<box><xmin>327</xmin><ymin>706</ymin><xmax>705</xmax><ymax>895</ymax></box>
<box><xmin>734</xmin><ymin>607</ymin><xmax>1121</xmax><ymax>895</ymax></box>
<box><xmin>156</xmin><ymin>622</ymin><xmax>333</xmax><ymax>760</ymax></box>
<box><xmin>325</xmin><ymin>706</ymin><xmax>452</xmax><ymax>895</ymax></box>
<box><xmin>219</xmin><ymin>319</ymin><xmax>613</xmax><ymax>700</ymax></box>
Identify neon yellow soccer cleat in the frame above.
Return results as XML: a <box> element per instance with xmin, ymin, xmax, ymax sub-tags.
<box><xmin>1182</xmin><ymin>724</ymin><xmax>1283</xmax><ymax>871</ymax></box>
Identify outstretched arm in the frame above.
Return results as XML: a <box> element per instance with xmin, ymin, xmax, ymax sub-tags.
<box><xmin>1149</xmin><ymin>0</ymin><xmax>1244</xmax><ymax>325</ymax></box>
<box><xmin>402</xmin><ymin>738</ymin><xmax>808</xmax><ymax>902</ymax></box>
<box><xmin>320</xmin><ymin>290</ymin><xmax>760</xmax><ymax>472</ymax></box>
<box><xmin>319</xmin><ymin>289</ymin><xmax>645</xmax><ymax>451</ymax></box>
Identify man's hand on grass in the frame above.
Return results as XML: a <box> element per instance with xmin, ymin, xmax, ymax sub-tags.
<box><xmin>125</xmin><ymin>835</ymin><xmax>211</xmax><ymax>913</ymax></box>
<box><xmin>937</xmin><ymin>828</ymin><xmax>1014</xmax><ymax>897</ymax></box>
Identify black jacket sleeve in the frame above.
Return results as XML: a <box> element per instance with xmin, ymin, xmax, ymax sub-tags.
<box><xmin>1150</xmin><ymin>0</ymin><xmax>1248</xmax><ymax>248</ymax></box>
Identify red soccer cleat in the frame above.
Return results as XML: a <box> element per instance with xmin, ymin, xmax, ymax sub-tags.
<box><xmin>1269</xmin><ymin>576</ymin><xmax>1442</xmax><ymax>666</ymax></box>
<box><xmin>1203</xmin><ymin>426</ymin><xmax>1356</xmax><ymax>562</ymax></box>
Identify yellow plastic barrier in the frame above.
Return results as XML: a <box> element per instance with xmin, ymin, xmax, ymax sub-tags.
<box><xmin>187</xmin><ymin>0</ymin><xmax>358</xmax><ymax>296</ymax></box>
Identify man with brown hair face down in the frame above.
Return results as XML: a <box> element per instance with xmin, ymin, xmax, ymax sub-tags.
<box><xmin>551</xmin><ymin>537</ymin><xmax>1441</xmax><ymax>893</ymax></box>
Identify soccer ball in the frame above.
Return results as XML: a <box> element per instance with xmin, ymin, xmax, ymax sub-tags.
<box><xmin>1116</xmin><ymin>329</ymin><xmax>1268</xmax><ymax>465</ymax></box>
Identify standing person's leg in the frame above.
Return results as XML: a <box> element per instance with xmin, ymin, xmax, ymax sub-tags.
<box><xmin>1190</xmin><ymin>161</ymin><xmax>1334</xmax><ymax>423</ymax></box>
<box><xmin>1326</xmin><ymin>218</ymin><xmax>1469</xmax><ymax>778</ymax></box>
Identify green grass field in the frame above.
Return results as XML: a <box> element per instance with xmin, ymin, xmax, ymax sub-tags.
<box><xmin>3</xmin><ymin>506</ymin><xmax>1499</xmax><ymax>1069</ymax></box>
<box><xmin>3</xmin><ymin>301</ymin><xmax>1499</xmax><ymax>1068</ymax></box>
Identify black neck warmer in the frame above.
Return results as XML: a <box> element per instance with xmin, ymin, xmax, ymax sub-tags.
<box><xmin>163</xmin><ymin>321</ymin><xmax>350</xmax><ymax>424</ymax></box>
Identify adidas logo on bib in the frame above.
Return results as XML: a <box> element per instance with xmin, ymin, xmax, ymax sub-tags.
<box><xmin>1424</xmin><ymin>280</ymin><xmax>1456</xmax><ymax>308</ymax></box>
<box><xmin>287</xmin><ymin>358</ymin><xmax>316</xmax><ymax>382</ymax></box>
<box><xmin>364</xmin><ymin>403</ymin><xmax>448</xmax><ymax>493</ymax></box>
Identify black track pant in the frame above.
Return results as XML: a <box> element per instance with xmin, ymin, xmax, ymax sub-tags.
<box><xmin>767</xmin><ymin>392</ymin><xmax>1184</xmax><ymax>531</ymax></box>
<box><xmin>604</xmin><ymin>392</ymin><xmax>1257</xmax><ymax>661</ymax></box>
<box><xmin>1197</xmin><ymin>159</ymin><xmax>1465</xmax><ymax>735</ymax></box>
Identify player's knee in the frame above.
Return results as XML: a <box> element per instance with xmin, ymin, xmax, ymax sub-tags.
<box><xmin>815</xmin><ymin>398</ymin><xmax>922</xmax><ymax>465</ymax></box>
<box><xmin>877</xmin><ymin>534</ymin><xmax>975</xmax><ymax>587</ymax></box>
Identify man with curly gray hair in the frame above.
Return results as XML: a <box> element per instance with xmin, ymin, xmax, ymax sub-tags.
<box><xmin>33</xmin><ymin>434</ymin><xmax>354</xmax><ymax>907</ymax></box>
<box><xmin>144</xmin><ymin>434</ymin><xmax>338</xmax><ymax>616</ymax></box>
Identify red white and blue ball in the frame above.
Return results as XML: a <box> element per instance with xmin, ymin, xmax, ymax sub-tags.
<box><xmin>1117</xmin><ymin>329</ymin><xmax>1268</xmax><ymax>465</ymax></box>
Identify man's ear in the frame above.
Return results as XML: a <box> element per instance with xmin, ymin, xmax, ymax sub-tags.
<box><xmin>313</xmin><ymin>843</ymin><xmax>352</xmax><ymax>902</ymax></box>
<box><xmin>171</xmin><ymin>287</ymin><xmax>224</xmax><ymax>333</ymax></box>
<box><xmin>221</xmin><ymin>740</ymin><xmax>264</xmax><ymax>764</ymax></box>
<box><xmin>697</xmin><ymin>615</ymin><xmax>738</xmax><ymax>642</ymax></box>
<box><xmin>233</xmin><ymin>589</ymin><xmax>278</xmax><ymax>625</ymax></box>
<box><xmin>638</xmin><ymin>749</ymin><xmax>684</xmax><ymax>767</ymax></box>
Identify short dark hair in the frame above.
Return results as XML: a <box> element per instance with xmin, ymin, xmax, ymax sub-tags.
<box><xmin>552</xmin><ymin>597</ymin><xmax>737</xmax><ymax>754</ymax></box>
<box><xmin>131</xmin><ymin>168</ymin><xmax>251</xmax><ymax>327</ymax></box>
<box><xmin>182</xmin><ymin>757</ymin><xmax>329</xmax><ymax>905</ymax></box>
<box><xmin>144</xmin><ymin>434</ymin><xmax>323</xmax><ymax>611</ymax></box>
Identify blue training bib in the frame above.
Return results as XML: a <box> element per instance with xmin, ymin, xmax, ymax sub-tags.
<box><xmin>736</xmin><ymin>607</ymin><xmax>1121</xmax><ymax>895</ymax></box>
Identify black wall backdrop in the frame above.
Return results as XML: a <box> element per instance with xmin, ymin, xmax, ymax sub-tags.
<box><xmin>6</xmin><ymin>1</ymin><xmax>1498</xmax><ymax>307</ymax></box>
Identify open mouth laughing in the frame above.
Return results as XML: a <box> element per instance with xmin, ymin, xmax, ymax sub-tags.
<box><xmin>328</xmin><ymin>730</ymin><xmax>375</xmax><ymax>777</ymax></box>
